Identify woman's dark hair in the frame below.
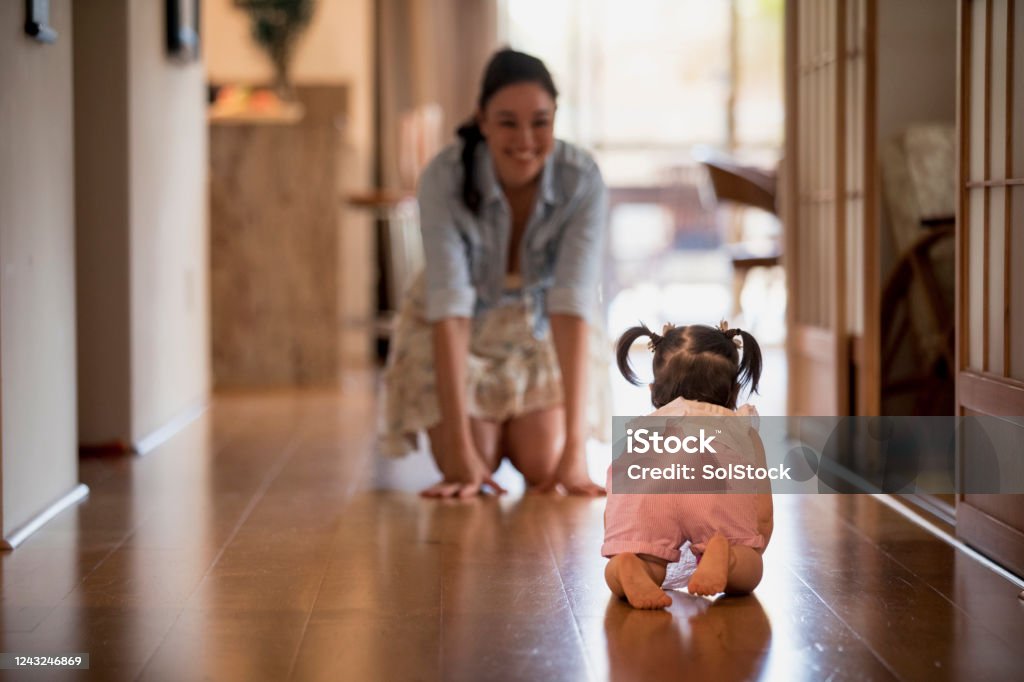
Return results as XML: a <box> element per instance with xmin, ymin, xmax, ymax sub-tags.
<box><xmin>456</xmin><ymin>48</ymin><xmax>559</xmax><ymax>214</ymax></box>
<box><xmin>615</xmin><ymin>322</ymin><xmax>763</xmax><ymax>410</ymax></box>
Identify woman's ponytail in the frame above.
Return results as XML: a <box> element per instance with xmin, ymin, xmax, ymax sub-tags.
<box><xmin>456</xmin><ymin>121</ymin><xmax>484</xmax><ymax>214</ymax></box>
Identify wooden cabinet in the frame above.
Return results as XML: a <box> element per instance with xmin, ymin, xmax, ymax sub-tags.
<box><xmin>209</xmin><ymin>86</ymin><xmax>357</xmax><ymax>387</ymax></box>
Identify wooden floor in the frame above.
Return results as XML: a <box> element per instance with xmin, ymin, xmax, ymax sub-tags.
<box><xmin>2</xmin><ymin>387</ymin><xmax>1024</xmax><ymax>681</ymax></box>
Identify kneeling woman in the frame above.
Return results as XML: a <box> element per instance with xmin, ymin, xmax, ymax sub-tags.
<box><xmin>381</xmin><ymin>49</ymin><xmax>609</xmax><ymax>498</ymax></box>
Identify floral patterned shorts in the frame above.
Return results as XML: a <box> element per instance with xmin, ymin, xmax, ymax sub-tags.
<box><xmin>379</xmin><ymin>274</ymin><xmax>611</xmax><ymax>458</ymax></box>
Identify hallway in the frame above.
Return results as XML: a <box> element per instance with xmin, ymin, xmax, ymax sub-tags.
<box><xmin>2</xmin><ymin>387</ymin><xmax>1022</xmax><ymax>680</ymax></box>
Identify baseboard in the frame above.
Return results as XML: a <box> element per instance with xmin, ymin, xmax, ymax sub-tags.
<box><xmin>956</xmin><ymin>502</ymin><xmax>1024</xmax><ymax>579</ymax></box>
<box><xmin>1</xmin><ymin>483</ymin><xmax>90</xmax><ymax>550</ymax></box>
<box><xmin>132</xmin><ymin>399</ymin><xmax>208</xmax><ymax>456</ymax></box>
<box><xmin>873</xmin><ymin>493</ymin><xmax>1024</xmax><ymax>591</ymax></box>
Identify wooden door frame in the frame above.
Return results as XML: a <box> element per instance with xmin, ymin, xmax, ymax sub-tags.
<box><xmin>786</xmin><ymin>0</ymin><xmax>882</xmax><ymax>418</ymax></box>
<box><xmin>859</xmin><ymin>0</ymin><xmax>881</xmax><ymax>418</ymax></box>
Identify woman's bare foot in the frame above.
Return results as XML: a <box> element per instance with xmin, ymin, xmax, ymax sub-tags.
<box><xmin>687</xmin><ymin>535</ymin><xmax>730</xmax><ymax>597</ymax></box>
<box><xmin>606</xmin><ymin>554</ymin><xmax>672</xmax><ymax>609</ymax></box>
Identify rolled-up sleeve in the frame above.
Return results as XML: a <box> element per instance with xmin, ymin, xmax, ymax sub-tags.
<box><xmin>547</xmin><ymin>162</ymin><xmax>608</xmax><ymax>323</ymax></box>
<box><xmin>417</xmin><ymin>159</ymin><xmax>477</xmax><ymax>320</ymax></box>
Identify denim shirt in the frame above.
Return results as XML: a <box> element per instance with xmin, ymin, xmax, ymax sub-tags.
<box><xmin>416</xmin><ymin>139</ymin><xmax>608</xmax><ymax>334</ymax></box>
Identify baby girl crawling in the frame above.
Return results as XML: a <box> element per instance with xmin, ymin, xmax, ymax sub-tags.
<box><xmin>603</xmin><ymin>321</ymin><xmax>774</xmax><ymax>608</ymax></box>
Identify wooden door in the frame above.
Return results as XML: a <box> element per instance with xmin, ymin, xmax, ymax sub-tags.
<box><xmin>784</xmin><ymin>0</ymin><xmax>875</xmax><ymax>417</ymax></box>
<box><xmin>955</xmin><ymin>0</ymin><xmax>1024</xmax><ymax>577</ymax></box>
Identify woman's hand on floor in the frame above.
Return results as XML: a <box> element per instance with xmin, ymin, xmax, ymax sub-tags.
<box><xmin>420</xmin><ymin>442</ymin><xmax>506</xmax><ymax>499</ymax></box>
<box><xmin>420</xmin><ymin>476</ymin><xmax>506</xmax><ymax>498</ymax></box>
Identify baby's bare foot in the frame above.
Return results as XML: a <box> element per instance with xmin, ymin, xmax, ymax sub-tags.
<box><xmin>607</xmin><ymin>554</ymin><xmax>672</xmax><ymax>609</ymax></box>
<box><xmin>687</xmin><ymin>535</ymin><xmax>730</xmax><ymax>596</ymax></box>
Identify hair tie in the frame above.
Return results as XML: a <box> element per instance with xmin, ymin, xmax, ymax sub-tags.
<box><xmin>648</xmin><ymin>323</ymin><xmax>676</xmax><ymax>351</ymax></box>
<box><xmin>718</xmin><ymin>320</ymin><xmax>743</xmax><ymax>348</ymax></box>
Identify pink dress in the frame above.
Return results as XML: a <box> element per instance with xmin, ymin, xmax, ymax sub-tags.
<box><xmin>601</xmin><ymin>398</ymin><xmax>767</xmax><ymax>564</ymax></box>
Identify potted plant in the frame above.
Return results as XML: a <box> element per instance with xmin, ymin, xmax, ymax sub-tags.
<box><xmin>238</xmin><ymin>0</ymin><xmax>315</xmax><ymax>100</ymax></box>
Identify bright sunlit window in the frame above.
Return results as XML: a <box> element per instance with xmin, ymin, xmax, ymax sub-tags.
<box><xmin>500</xmin><ymin>0</ymin><xmax>784</xmax><ymax>174</ymax></box>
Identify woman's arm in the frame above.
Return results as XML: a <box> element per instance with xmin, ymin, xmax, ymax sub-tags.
<box><xmin>432</xmin><ymin>317</ymin><xmax>474</xmax><ymax>463</ymax></box>
<box><xmin>534</xmin><ymin>313</ymin><xmax>605</xmax><ymax>496</ymax></box>
<box><xmin>533</xmin><ymin>156</ymin><xmax>609</xmax><ymax>496</ymax></box>
<box><xmin>546</xmin><ymin>161</ymin><xmax>607</xmax><ymax>321</ymax></box>
<box><xmin>426</xmin><ymin>317</ymin><xmax>504</xmax><ymax>498</ymax></box>
<box><xmin>416</xmin><ymin>154</ymin><xmax>501</xmax><ymax>497</ymax></box>
<box><xmin>533</xmin><ymin>156</ymin><xmax>606</xmax><ymax>446</ymax></box>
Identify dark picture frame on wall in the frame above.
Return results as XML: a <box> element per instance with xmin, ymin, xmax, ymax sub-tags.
<box><xmin>166</xmin><ymin>0</ymin><xmax>201</xmax><ymax>61</ymax></box>
<box><xmin>24</xmin><ymin>0</ymin><xmax>58</xmax><ymax>44</ymax></box>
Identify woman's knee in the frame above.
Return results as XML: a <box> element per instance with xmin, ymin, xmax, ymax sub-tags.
<box><xmin>426</xmin><ymin>419</ymin><xmax>502</xmax><ymax>473</ymax></box>
<box><xmin>470</xmin><ymin>418</ymin><xmax>503</xmax><ymax>471</ymax></box>
<box><xmin>504</xmin><ymin>408</ymin><xmax>564</xmax><ymax>484</ymax></box>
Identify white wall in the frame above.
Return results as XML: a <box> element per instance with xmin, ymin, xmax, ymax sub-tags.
<box><xmin>0</xmin><ymin>1</ymin><xmax>80</xmax><ymax>537</ymax></box>
<box><xmin>876</xmin><ymin>0</ymin><xmax>957</xmax><ymax>275</ymax></box>
<box><xmin>74</xmin><ymin>0</ymin><xmax>132</xmax><ymax>446</ymax></box>
<box><xmin>75</xmin><ymin>1</ymin><xmax>211</xmax><ymax>447</ymax></box>
<box><xmin>128</xmin><ymin>1</ymin><xmax>210</xmax><ymax>441</ymax></box>
<box><xmin>877</xmin><ymin>0</ymin><xmax>957</xmax><ymax>142</ymax></box>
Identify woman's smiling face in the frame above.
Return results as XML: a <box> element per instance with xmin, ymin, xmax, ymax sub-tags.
<box><xmin>478</xmin><ymin>81</ymin><xmax>556</xmax><ymax>190</ymax></box>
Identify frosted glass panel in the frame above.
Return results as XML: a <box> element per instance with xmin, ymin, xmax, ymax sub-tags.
<box><xmin>968</xmin><ymin>188</ymin><xmax>986</xmax><ymax>371</ymax></box>
<box><xmin>798</xmin><ymin>0</ymin><xmax>805</xmax><ymax>62</ymax></box>
<box><xmin>987</xmin><ymin>187</ymin><xmax>1005</xmax><ymax>374</ymax></box>
<box><xmin>969</xmin><ymin>0</ymin><xmax>987</xmax><ymax>182</ymax></box>
<box><xmin>797</xmin><ymin>205</ymin><xmax>806</xmax><ymax>321</ymax></box>
<box><xmin>989</xmin><ymin>0</ymin><xmax>1008</xmax><ymax>179</ymax></box>
<box><xmin>845</xmin><ymin>56</ymin><xmax>864</xmax><ymax>194</ymax></box>
<box><xmin>846</xmin><ymin>199</ymin><xmax>863</xmax><ymax>334</ymax></box>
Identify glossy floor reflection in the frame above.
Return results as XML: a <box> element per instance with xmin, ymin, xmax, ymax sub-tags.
<box><xmin>1</xmin><ymin>387</ymin><xmax>1023</xmax><ymax>680</ymax></box>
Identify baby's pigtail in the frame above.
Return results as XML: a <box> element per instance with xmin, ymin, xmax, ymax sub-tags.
<box><xmin>732</xmin><ymin>329</ymin><xmax>763</xmax><ymax>396</ymax></box>
<box><xmin>615</xmin><ymin>323</ymin><xmax>659</xmax><ymax>386</ymax></box>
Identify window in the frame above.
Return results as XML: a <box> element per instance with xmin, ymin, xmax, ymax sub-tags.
<box><xmin>500</xmin><ymin>0</ymin><xmax>783</xmax><ymax>177</ymax></box>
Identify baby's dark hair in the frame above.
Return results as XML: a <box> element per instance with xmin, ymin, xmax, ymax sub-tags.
<box><xmin>615</xmin><ymin>322</ymin><xmax>763</xmax><ymax>410</ymax></box>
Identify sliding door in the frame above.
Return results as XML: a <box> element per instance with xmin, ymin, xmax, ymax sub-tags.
<box><xmin>956</xmin><ymin>0</ymin><xmax>1024</xmax><ymax>577</ymax></box>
